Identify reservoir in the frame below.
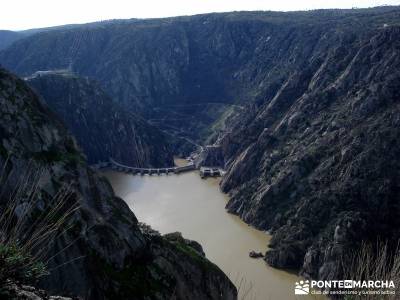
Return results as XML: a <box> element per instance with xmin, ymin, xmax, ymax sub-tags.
<box><xmin>104</xmin><ymin>165</ymin><xmax>324</xmax><ymax>300</ymax></box>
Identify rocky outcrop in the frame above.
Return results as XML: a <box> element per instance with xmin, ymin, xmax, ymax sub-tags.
<box><xmin>220</xmin><ymin>25</ymin><xmax>400</xmax><ymax>280</ymax></box>
<box><xmin>26</xmin><ymin>71</ymin><xmax>173</xmax><ymax>167</ymax></box>
<box><xmin>0</xmin><ymin>68</ymin><xmax>236</xmax><ymax>299</ymax></box>
<box><xmin>194</xmin><ymin>145</ymin><xmax>225</xmax><ymax>168</ymax></box>
<box><xmin>0</xmin><ymin>282</ymin><xmax>74</xmax><ymax>300</ymax></box>
<box><xmin>149</xmin><ymin>231</ymin><xmax>235</xmax><ymax>300</ymax></box>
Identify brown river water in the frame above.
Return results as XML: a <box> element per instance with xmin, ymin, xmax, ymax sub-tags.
<box><xmin>104</xmin><ymin>160</ymin><xmax>325</xmax><ymax>300</ymax></box>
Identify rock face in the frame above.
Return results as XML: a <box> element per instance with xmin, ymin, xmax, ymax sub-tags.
<box><xmin>0</xmin><ymin>68</ymin><xmax>236</xmax><ymax>299</ymax></box>
<box><xmin>219</xmin><ymin>21</ymin><xmax>400</xmax><ymax>280</ymax></box>
<box><xmin>27</xmin><ymin>71</ymin><xmax>173</xmax><ymax>167</ymax></box>
<box><xmin>1</xmin><ymin>282</ymin><xmax>73</xmax><ymax>300</ymax></box>
<box><xmin>194</xmin><ymin>145</ymin><xmax>225</xmax><ymax>168</ymax></box>
<box><xmin>1</xmin><ymin>6</ymin><xmax>400</xmax><ymax>283</ymax></box>
<box><xmin>2</xmin><ymin>8</ymin><xmax>399</xmax><ymax>152</ymax></box>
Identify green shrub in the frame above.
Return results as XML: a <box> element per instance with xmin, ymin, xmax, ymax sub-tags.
<box><xmin>0</xmin><ymin>242</ymin><xmax>48</xmax><ymax>284</ymax></box>
<box><xmin>0</xmin><ymin>163</ymin><xmax>78</xmax><ymax>288</ymax></box>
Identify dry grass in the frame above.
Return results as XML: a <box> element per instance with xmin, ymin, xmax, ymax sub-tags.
<box><xmin>341</xmin><ymin>241</ymin><xmax>400</xmax><ymax>300</ymax></box>
<box><xmin>230</xmin><ymin>272</ymin><xmax>257</xmax><ymax>300</ymax></box>
<box><xmin>0</xmin><ymin>158</ymin><xmax>79</xmax><ymax>285</ymax></box>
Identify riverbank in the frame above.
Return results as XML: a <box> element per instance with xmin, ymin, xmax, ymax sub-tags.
<box><xmin>104</xmin><ymin>170</ymin><xmax>325</xmax><ymax>300</ymax></box>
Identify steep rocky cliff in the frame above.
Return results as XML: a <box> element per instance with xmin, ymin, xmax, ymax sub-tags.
<box><xmin>27</xmin><ymin>71</ymin><xmax>173</xmax><ymax>167</ymax></box>
<box><xmin>219</xmin><ymin>22</ymin><xmax>400</xmax><ymax>280</ymax></box>
<box><xmin>0</xmin><ymin>68</ymin><xmax>236</xmax><ymax>299</ymax></box>
<box><xmin>1</xmin><ymin>6</ymin><xmax>400</xmax><ymax>282</ymax></box>
<box><xmin>2</xmin><ymin>7</ymin><xmax>399</xmax><ymax>151</ymax></box>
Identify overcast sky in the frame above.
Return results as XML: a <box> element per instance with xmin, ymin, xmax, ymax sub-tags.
<box><xmin>1</xmin><ymin>0</ymin><xmax>399</xmax><ymax>30</ymax></box>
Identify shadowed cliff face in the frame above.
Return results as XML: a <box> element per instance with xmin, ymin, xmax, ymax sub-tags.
<box><xmin>1</xmin><ymin>6</ymin><xmax>400</xmax><ymax>282</ymax></box>
<box><xmin>27</xmin><ymin>72</ymin><xmax>173</xmax><ymax>167</ymax></box>
<box><xmin>219</xmin><ymin>26</ymin><xmax>400</xmax><ymax>279</ymax></box>
<box><xmin>0</xmin><ymin>68</ymin><xmax>236</xmax><ymax>299</ymax></box>
<box><xmin>1</xmin><ymin>8</ymin><xmax>400</xmax><ymax>148</ymax></box>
